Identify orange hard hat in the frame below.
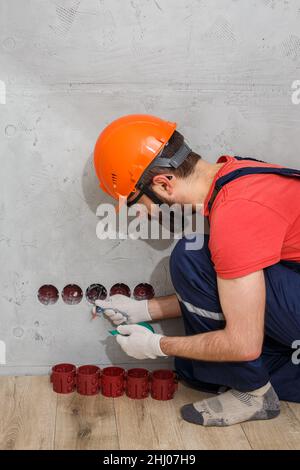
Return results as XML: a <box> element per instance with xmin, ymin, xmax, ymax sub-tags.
<box><xmin>94</xmin><ymin>114</ymin><xmax>192</xmax><ymax>206</ymax></box>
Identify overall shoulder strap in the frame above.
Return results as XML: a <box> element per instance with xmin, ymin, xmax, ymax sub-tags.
<box><xmin>215</xmin><ymin>166</ymin><xmax>300</xmax><ymax>191</ymax></box>
<box><xmin>208</xmin><ymin>157</ymin><xmax>300</xmax><ymax>213</ymax></box>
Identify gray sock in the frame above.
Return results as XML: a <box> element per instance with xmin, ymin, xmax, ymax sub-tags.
<box><xmin>181</xmin><ymin>382</ymin><xmax>280</xmax><ymax>427</ymax></box>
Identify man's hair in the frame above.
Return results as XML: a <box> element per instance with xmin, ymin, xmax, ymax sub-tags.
<box><xmin>141</xmin><ymin>130</ymin><xmax>201</xmax><ymax>187</ymax></box>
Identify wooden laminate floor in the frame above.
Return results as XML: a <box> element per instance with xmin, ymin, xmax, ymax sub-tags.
<box><xmin>0</xmin><ymin>376</ymin><xmax>299</xmax><ymax>450</ymax></box>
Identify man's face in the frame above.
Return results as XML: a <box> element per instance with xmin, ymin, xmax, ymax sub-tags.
<box><xmin>126</xmin><ymin>190</ymin><xmax>183</xmax><ymax>236</ymax></box>
<box><xmin>127</xmin><ymin>191</ymin><xmax>158</xmax><ymax>220</ymax></box>
<box><xmin>126</xmin><ymin>177</ymin><xmax>192</xmax><ymax>232</ymax></box>
<box><xmin>127</xmin><ymin>191</ymin><xmax>153</xmax><ymax>212</ymax></box>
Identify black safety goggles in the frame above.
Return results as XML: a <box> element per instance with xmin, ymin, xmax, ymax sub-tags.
<box><xmin>126</xmin><ymin>183</ymin><xmax>169</xmax><ymax>208</ymax></box>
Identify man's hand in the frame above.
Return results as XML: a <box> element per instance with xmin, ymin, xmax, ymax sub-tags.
<box><xmin>116</xmin><ymin>324</ymin><xmax>168</xmax><ymax>360</ymax></box>
<box><xmin>94</xmin><ymin>295</ymin><xmax>151</xmax><ymax>325</ymax></box>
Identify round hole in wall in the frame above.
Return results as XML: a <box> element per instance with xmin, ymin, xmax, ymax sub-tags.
<box><xmin>2</xmin><ymin>37</ymin><xmax>16</xmax><ymax>50</ymax></box>
<box><xmin>62</xmin><ymin>284</ymin><xmax>83</xmax><ymax>305</ymax></box>
<box><xmin>5</xmin><ymin>124</ymin><xmax>17</xmax><ymax>137</ymax></box>
<box><xmin>13</xmin><ymin>327</ymin><xmax>24</xmax><ymax>338</ymax></box>
<box><xmin>109</xmin><ymin>283</ymin><xmax>131</xmax><ymax>297</ymax></box>
<box><xmin>38</xmin><ymin>285</ymin><xmax>59</xmax><ymax>305</ymax></box>
<box><xmin>85</xmin><ymin>284</ymin><xmax>107</xmax><ymax>304</ymax></box>
<box><xmin>133</xmin><ymin>283</ymin><xmax>155</xmax><ymax>301</ymax></box>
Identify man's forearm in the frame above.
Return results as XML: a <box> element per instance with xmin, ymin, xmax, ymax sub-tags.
<box><xmin>148</xmin><ymin>294</ymin><xmax>181</xmax><ymax>321</ymax></box>
<box><xmin>160</xmin><ymin>329</ymin><xmax>261</xmax><ymax>362</ymax></box>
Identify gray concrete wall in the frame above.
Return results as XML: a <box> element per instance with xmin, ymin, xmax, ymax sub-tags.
<box><xmin>0</xmin><ymin>0</ymin><xmax>299</xmax><ymax>375</ymax></box>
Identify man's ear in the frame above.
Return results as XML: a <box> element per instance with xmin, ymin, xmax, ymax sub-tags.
<box><xmin>152</xmin><ymin>174</ymin><xmax>175</xmax><ymax>195</ymax></box>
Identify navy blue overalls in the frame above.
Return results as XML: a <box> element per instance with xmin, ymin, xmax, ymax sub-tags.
<box><xmin>170</xmin><ymin>157</ymin><xmax>300</xmax><ymax>403</ymax></box>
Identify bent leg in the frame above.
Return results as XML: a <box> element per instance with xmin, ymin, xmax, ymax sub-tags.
<box><xmin>170</xmin><ymin>235</ymin><xmax>300</xmax><ymax>402</ymax></box>
<box><xmin>170</xmin><ymin>234</ymin><xmax>270</xmax><ymax>392</ymax></box>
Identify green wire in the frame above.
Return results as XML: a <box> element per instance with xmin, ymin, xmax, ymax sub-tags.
<box><xmin>109</xmin><ymin>322</ymin><xmax>155</xmax><ymax>336</ymax></box>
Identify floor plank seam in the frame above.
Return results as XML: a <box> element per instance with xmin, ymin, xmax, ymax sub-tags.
<box><xmin>53</xmin><ymin>390</ymin><xmax>59</xmax><ymax>451</ymax></box>
<box><xmin>240</xmin><ymin>424</ymin><xmax>254</xmax><ymax>450</ymax></box>
<box><xmin>113</xmin><ymin>398</ymin><xmax>121</xmax><ymax>450</ymax></box>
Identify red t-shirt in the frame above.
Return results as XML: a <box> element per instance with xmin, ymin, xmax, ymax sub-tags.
<box><xmin>204</xmin><ymin>156</ymin><xmax>300</xmax><ymax>279</ymax></box>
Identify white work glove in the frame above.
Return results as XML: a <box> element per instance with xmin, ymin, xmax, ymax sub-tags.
<box><xmin>94</xmin><ymin>294</ymin><xmax>152</xmax><ymax>325</ymax></box>
<box><xmin>116</xmin><ymin>324</ymin><xmax>168</xmax><ymax>360</ymax></box>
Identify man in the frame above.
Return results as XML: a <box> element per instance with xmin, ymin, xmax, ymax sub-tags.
<box><xmin>93</xmin><ymin>114</ymin><xmax>300</xmax><ymax>426</ymax></box>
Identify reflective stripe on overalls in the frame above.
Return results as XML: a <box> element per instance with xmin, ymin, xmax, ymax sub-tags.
<box><xmin>170</xmin><ymin>157</ymin><xmax>300</xmax><ymax>402</ymax></box>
